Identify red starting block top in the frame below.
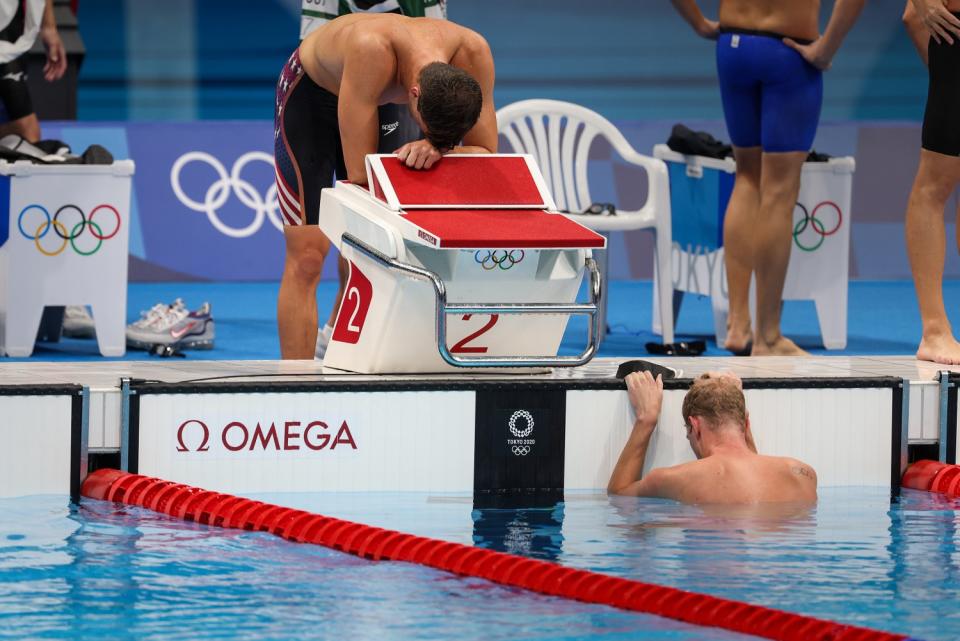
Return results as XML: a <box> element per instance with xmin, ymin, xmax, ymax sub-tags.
<box><xmin>366</xmin><ymin>154</ymin><xmax>554</xmax><ymax>210</ymax></box>
<box><xmin>401</xmin><ymin>209</ymin><xmax>606</xmax><ymax>249</ymax></box>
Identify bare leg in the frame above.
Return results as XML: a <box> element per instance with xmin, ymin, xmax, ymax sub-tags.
<box><xmin>908</xmin><ymin>149</ymin><xmax>960</xmax><ymax>364</ymax></box>
<box><xmin>278</xmin><ymin>226</ymin><xmax>331</xmax><ymax>359</ymax></box>
<box><xmin>752</xmin><ymin>151</ymin><xmax>808</xmax><ymax>356</ymax></box>
<box><xmin>723</xmin><ymin>146</ymin><xmax>761</xmax><ymax>353</ymax></box>
<box><xmin>0</xmin><ymin>114</ymin><xmax>41</xmax><ymax>142</ymax></box>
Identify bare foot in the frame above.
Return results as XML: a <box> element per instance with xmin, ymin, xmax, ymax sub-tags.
<box><xmin>751</xmin><ymin>336</ymin><xmax>808</xmax><ymax>357</ymax></box>
<box><xmin>916</xmin><ymin>333</ymin><xmax>960</xmax><ymax>365</ymax></box>
<box><xmin>724</xmin><ymin>320</ymin><xmax>753</xmax><ymax>355</ymax></box>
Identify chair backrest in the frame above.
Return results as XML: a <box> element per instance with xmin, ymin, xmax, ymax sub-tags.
<box><xmin>496</xmin><ymin>99</ymin><xmax>635</xmax><ymax>213</ymax></box>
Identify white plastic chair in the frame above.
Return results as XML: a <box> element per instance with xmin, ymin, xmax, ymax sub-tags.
<box><xmin>496</xmin><ymin>99</ymin><xmax>674</xmax><ymax>344</ymax></box>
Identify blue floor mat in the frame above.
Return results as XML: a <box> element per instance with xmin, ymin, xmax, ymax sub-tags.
<box><xmin>4</xmin><ymin>280</ymin><xmax>947</xmax><ymax>362</ymax></box>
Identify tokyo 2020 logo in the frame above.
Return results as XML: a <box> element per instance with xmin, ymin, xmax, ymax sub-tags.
<box><xmin>17</xmin><ymin>204</ymin><xmax>121</xmax><ymax>256</ymax></box>
<box><xmin>508</xmin><ymin>409</ymin><xmax>535</xmax><ymax>456</ymax></box>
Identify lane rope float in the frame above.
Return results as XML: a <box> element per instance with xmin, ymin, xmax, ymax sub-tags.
<box><xmin>81</xmin><ymin>469</ymin><xmax>920</xmax><ymax>641</ymax></box>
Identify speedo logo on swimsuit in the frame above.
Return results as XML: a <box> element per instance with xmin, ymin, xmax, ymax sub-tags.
<box><xmin>2</xmin><ymin>71</ymin><xmax>25</xmax><ymax>82</ymax></box>
<box><xmin>381</xmin><ymin>121</ymin><xmax>399</xmax><ymax>136</ymax></box>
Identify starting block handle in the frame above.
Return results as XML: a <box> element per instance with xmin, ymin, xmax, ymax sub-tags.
<box><xmin>342</xmin><ymin>233</ymin><xmax>602</xmax><ymax>368</ymax></box>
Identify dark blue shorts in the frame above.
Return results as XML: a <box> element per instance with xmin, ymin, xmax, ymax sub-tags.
<box><xmin>715</xmin><ymin>30</ymin><xmax>823</xmax><ymax>153</ymax></box>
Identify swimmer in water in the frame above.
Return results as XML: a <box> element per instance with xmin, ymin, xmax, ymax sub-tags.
<box><xmin>608</xmin><ymin>371</ymin><xmax>817</xmax><ymax>504</ymax></box>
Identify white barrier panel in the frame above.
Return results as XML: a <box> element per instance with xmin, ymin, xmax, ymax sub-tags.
<box><xmin>0</xmin><ymin>389</ymin><xmax>79</xmax><ymax>498</ymax></box>
<box><xmin>0</xmin><ymin>161</ymin><xmax>135</xmax><ymax>357</ymax></box>
<box><xmin>652</xmin><ymin>146</ymin><xmax>854</xmax><ymax>349</ymax></box>
<box><xmin>130</xmin><ymin>376</ymin><xmax>904</xmax><ymax>496</ymax></box>
<box><xmin>135</xmin><ymin>391</ymin><xmax>476</xmax><ymax>494</ymax></box>
<box><xmin>566</xmin><ymin>384</ymin><xmax>898</xmax><ymax>490</ymax></box>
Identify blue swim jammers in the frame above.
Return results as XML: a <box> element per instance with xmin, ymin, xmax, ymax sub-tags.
<box><xmin>715</xmin><ymin>29</ymin><xmax>823</xmax><ymax>153</ymax></box>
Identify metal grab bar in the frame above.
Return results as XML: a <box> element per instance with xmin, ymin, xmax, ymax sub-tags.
<box><xmin>341</xmin><ymin>233</ymin><xmax>602</xmax><ymax>368</ymax></box>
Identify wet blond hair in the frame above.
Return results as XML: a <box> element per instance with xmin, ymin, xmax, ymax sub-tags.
<box><xmin>681</xmin><ymin>374</ymin><xmax>746</xmax><ymax>430</ymax></box>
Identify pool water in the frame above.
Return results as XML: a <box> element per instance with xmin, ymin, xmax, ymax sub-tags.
<box><xmin>1</xmin><ymin>487</ymin><xmax>957</xmax><ymax>640</ymax></box>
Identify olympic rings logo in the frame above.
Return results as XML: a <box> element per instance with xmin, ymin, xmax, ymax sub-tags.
<box><xmin>17</xmin><ymin>204</ymin><xmax>121</xmax><ymax>256</ymax></box>
<box><xmin>170</xmin><ymin>151</ymin><xmax>283</xmax><ymax>239</ymax></box>
<box><xmin>475</xmin><ymin>249</ymin><xmax>525</xmax><ymax>271</ymax></box>
<box><xmin>793</xmin><ymin>201</ymin><xmax>842</xmax><ymax>252</ymax></box>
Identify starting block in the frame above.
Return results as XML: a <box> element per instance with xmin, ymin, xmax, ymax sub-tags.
<box><xmin>317</xmin><ymin>154</ymin><xmax>607</xmax><ymax>374</ymax></box>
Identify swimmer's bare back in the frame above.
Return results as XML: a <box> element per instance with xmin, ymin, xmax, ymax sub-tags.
<box><xmin>644</xmin><ymin>454</ymin><xmax>818</xmax><ymax>505</ymax></box>
<box><xmin>719</xmin><ymin>0</ymin><xmax>821</xmax><ymax>41</ymax></box>
<box><xmin>295</xmin><ymin>14</ymin><xmax>495</xmax><ymax>184</ymax></box>
<box><xmin>298</xmin><ymin>14</ymin><xmax>478</xmax><ymax>103</ymax></box>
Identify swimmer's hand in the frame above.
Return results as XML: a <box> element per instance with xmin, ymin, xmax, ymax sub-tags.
<box><xmin>696</xmin><ymin>18</ymin><xmax>720</xmax><ymax>40</ymax></box>
<box><xmin>911</xmin><ymin>0</ymin><xmax>960</xmax><ymax>44</ymax></box>
<box><xmin>783</xmin><ymin>37</ymin><xmax>834</xmax><ymax>71</ymax></box>
<box><xmin>625</xmin><ymin>371</ymin><xmax>663</xmax><ymax>433</ymax></box>
<box><xmin>395</xmin><ymin>140</ymin><xmax>442</xmax><ymax>170</ymax></box>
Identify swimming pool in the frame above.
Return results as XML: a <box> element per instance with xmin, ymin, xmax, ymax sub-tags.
<box><xmin>1</xmin><ymin>487</ymin><xmax>956</xmax><ymax>640</ymax></box>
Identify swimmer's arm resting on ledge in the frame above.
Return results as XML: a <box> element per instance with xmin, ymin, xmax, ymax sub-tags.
<box><xmin>608</xmin><ymin>372</ymin><xmax>671</xmax><ymax>498</ymax></box>
<box><xmin>451</xmin><ymin>32</ymin><xmax>498</xmax><ymax>156</ymax></box>
<box><xmin>339</xmin><ymin>35</ymin><xmax>398</xmax><ymax>186</ymax></box>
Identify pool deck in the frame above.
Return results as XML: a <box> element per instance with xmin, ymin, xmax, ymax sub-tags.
<box><xmin>0</xmin><ymin>354</ymin><xmax>956</xmax><ymax>449</ymax></box>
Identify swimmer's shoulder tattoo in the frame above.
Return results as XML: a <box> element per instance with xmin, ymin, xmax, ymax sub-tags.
<box><xmin>792</xmin><ymin>464</ymin><xmax>815</xmax><ymax>480</ymax></box>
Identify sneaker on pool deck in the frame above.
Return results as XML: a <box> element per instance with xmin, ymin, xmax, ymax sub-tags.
<box><xmin>169</xmin><ymin>303</ymin><xmax>215</xmax><ymax>350</ymax></box>
<box><xmin>128</xmin><ymin>298</ymin><xmax>186</xmax><ymax>331</ymax></box>
<box><xmin>126</xmin><ymin>300</ymin><xmax>190</xmax><ymax>349</ymax></box>
<box><xmin>63</xmin><ymin>306</ymin><xmax>96</xmax><ymax>338</ymax></box>
<box><xmin>129</xmin><ymin>302</ymin><xmax>215</xmax><ymax>351</ymax></box>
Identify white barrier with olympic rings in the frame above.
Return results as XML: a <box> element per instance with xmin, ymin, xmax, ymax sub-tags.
<box><xmin>653</xmin><ymin>146</ymin><xmax>854</xmax><ymax>350</ymax></box>
<box><xmin>17</xmin><ymin>203</ymin><xmax>122</xmax><ymax>257</ymax></box>
<box><xmin>0</xmin><ymin>160</ymin><xmax>134</xmax><ymax>357</ymax></box>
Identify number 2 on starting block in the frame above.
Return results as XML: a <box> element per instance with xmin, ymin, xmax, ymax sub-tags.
<box><xmin>451</xmin><ymin>314</ymin><xmax>499</xmax><ymax>354</ymax></box>
<box><xmin>332</xmin><ymin>263</ymin><xmax>373</xmax><ymax>344</ymax></box>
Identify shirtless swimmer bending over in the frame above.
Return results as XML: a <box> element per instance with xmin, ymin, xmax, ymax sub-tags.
<box><xmin>274</xmin><ymin>14</ymin><xmax>497</xmax><ymax>360</ymax></box>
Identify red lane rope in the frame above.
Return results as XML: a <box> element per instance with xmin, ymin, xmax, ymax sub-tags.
<box><xmin>81</xmin><ymin>469</ymin><xmax>912</xmax><ymax>641</ymax></box>
<box><xmin>902</xmin><ymin>460</ymin><xmax>960</xmax><ymax>497</ymax></box>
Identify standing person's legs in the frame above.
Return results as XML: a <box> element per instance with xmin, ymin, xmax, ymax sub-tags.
<box><xmin>910</xmin><ymin>31</ymin><xmax>960</xmax><ymax>364</ymax></box>
<box><xmin>723</xmin><ymin>146</ymin><xmax>761</xmax><ymax>353</ymax></box>
<box><xmin>274</xmin><ymin>50</ymin><xmax>345</xmax><ymax>359</ymax></box>
<box><xmin>279</xmin><ymin>226</ymin><xmax>331</xmax><ymax>358</ymax></box>
<box><xmin>752</xmin><ymin>151</ymin><xmax>807</xmax><ymax>356</ymax></box>
<box><xmin>751</xmin><ymin>35</ymin><xmax>822</xmax><ymax>356</ymax></box>
<box><xmin>0</xmin><ymin>57</ymin><xmax>40</xmax><ymax>142</ymax></box>
<box><xmin>907</xmin><ymin>151</ymin><xmax>960</xmax><ymax>364</ymax></box>
<box><xmin>716</xmin><ymin>32</ymin><xmax>764</xmax><ymax>354</ymax></box>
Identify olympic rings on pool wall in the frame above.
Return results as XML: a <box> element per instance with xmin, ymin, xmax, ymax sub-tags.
<box><xmin>17</xmin><ymin>203</ymin><xmax>121</xmax><ymax>256</ymax></box>
<box><xmin>474</xmin><ymin>249</ymin><xmax>525</xmax><ymax>271</ymax></box>
<box><xmin>792</xmin><ymin>201</ymin><xmax>842</xmax><ymax>252</ymax></box>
